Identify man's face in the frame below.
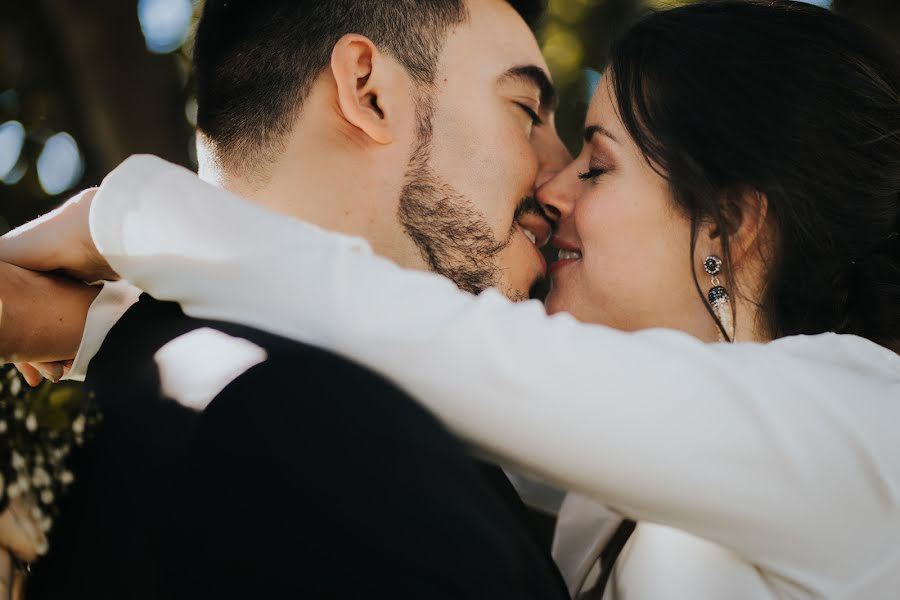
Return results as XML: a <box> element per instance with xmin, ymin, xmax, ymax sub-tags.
<box><xmin>398</xmin><ymin>0</ymin><xmax>570</xmax><ymax>300</ymax></box>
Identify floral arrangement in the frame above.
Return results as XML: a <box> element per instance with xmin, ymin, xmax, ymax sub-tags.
<box><xmin>0</xmin><ymin>364</ymin><xmax>100</xmax><ymax>553</ymax></box>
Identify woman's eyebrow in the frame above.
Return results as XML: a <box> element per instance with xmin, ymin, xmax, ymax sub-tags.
<box><xmin>584</xmin><ymin>124</ymin><xmax>619</xmax><ymax>144</ymax></box>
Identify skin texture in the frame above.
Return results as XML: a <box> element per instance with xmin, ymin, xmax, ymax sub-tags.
<box><xmin>205</xmin><ymin>0</ymin><xmax>570</xmax><ymax>300</ymax></box>
<box><xmin>538</xmin><ymin>76</ymin><xmax>768</xmax><ymax>342</ymax></box>
<box><xmin>0</xmin><ymin>0</ymin><xmax>570</xmax><ymax>372</ymax></box>
<box><xmin>0</xmin><ymin>262</ymin><xmax>98</xmax><ymax>368</ymax></box>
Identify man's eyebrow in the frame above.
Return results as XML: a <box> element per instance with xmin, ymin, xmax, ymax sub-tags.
<box><xmin>500</xmin><ymin>65</ymin><xmax>559</xmax><ymax>112</ymax></box>
<box><xmin>584</xmin><ymin>124</ymin><xmax>619</xmax><ymax>144</ymax></box>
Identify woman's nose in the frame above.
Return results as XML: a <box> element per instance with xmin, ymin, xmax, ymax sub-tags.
<box><xmin>536</xmin><ymin>167</ymin><xmax>576</xmax><ymax>225</ymax></box>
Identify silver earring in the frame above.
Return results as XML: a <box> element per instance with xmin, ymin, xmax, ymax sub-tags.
<box><xmin>703</xmin><ymin>255</ymin><xmax>733</xmax><ymax>341</ymax></box>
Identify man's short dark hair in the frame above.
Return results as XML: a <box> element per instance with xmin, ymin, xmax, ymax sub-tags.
<box><xmin>193</xmin><ymin>0</ymin><xmax>544</xmax><ymax>172</ymax></box>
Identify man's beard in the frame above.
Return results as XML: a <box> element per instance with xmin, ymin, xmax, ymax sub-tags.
<box><xmin>397</xmin><ymin>95</ymin><xmax>520</xmax><ymax>298</ymax></box>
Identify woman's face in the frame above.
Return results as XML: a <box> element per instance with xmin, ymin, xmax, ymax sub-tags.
<box><xmin>539</xmin><ymin>76</ymin><xmax>718</xmax><ymax>340</ymax></box>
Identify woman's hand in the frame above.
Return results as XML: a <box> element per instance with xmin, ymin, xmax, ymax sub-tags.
<box><xmin>0</xmin><ymin>187</ymin><xmax>117</xmax><ymax>384</ymax></box>
<box><xmin>0</xmin><ymin>264</ymin><xmax>101</xmax><ymax>385</ymax></box>
<box><xmin>0</xmin><ymin>188</ymin><xmax>116</xmax><ymax>283</ymax></box>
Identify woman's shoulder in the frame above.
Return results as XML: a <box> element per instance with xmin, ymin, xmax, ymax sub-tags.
<box><xmin>767</xmin><ymin>332</ymin><xmax>900</xmax><ymax>375</ymax></box>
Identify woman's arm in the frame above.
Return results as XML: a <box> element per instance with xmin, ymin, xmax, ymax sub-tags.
<box><xmin>93</xmin><ymin>155</ymin><xmax>900</xmax><ymax>583</ymax></box>
<box><xmin>0</xmin><ymin>262</ymin><xmax>100</xmax><ymax>367</ymax></box>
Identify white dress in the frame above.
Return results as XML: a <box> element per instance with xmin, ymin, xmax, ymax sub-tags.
<box><xmin>72</xmin><ymin>156</ymin><xmax>900</xmax><ymax>599</ymax></box>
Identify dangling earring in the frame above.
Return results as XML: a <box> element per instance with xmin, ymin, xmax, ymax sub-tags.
<box><xmin>703</xmin><ymin>255</ymin><xmax>733</xmax><ymax>342</ymax></box>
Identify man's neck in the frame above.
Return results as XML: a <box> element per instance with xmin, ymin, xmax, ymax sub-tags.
<box><xmin>196</xmin><ymin>134</ymin><xmax>427</xmax><ymax>271</ymax></box>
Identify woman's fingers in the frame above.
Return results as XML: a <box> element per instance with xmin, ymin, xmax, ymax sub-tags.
<box><xmin>11</xmin><ymin>364</ymin><xmax>41</xmax><ymax>388</ymax></box>
<box><xmin>13</xmin><ymin>361</ymin><xmax>68</xmax><ymax>386</ymax></box>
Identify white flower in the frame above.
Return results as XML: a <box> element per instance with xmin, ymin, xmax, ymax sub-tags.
<box><xmin>40</xmin><ymin>489</ymin><xmax>54</xmax><ymax>505</ymax></box>
<box><xmin>60</xmin><ymin>470</ymin><xmax>75</xmax><ymax>486</ymax></box>
<box><xmin>26</xmin><ymin>413</ymin><xmax>38</xmax><ymax>432</ymax></box>
<box><xmin>32</xmin><ymin>467</ymin><xmax>51</xmax><ymax>488</ymax></box>
<box><xmin>7</xmin><ymin>482</ymin><xmax>20</xmax><ymax>499</ymax></box>
<box><xmin>10</xmin><ymin>377</ymin><xmax>21</xmax><ymax>396</ymax></box>
<box><xmin>40</xmin><ymin>517</ymin><xmax>53</xmax><ymax>535</ymax></box>
<box><xmin>30</xmin><ymin>505</ymin><xmax>42</xmax><ymax>521</ymax></box>
<box><xmin>11</xmin><ymin>451</ymin><xmax>26</xmax><ymax>470</ymax></box>
<box><xmin>72</xmin><ymin>415</ymin><xmax>86</xmax><ymax>435</ymax></box>
<box><xmin>14</xmin><ymin>406</ymin><xmax>24</xmax><ymax>420</ymax></box>
<box><xmin>0</xmin><ymin>419</ymin><xmax>7</xmax><ymax>434</ymax></box>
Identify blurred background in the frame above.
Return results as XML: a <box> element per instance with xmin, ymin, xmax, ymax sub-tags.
<box><xmin>1</xmin><ymin>0</ymin><xmax>898</xmax><ymax>233</ymax></box>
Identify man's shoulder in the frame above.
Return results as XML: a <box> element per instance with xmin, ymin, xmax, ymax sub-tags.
<box><xmin>96</xmin><ymin>294</ymin><xmax>336</xmax><ymax>367</ymax></box>
<box><xmin>90</xmin><ymin>294</ymin><xmax>403</xmax><ymax>411</ymax></box>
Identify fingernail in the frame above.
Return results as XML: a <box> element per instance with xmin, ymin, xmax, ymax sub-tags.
<box><xmin>36</xmin><ymin>366</ymin><xmax>61</xmax><ymax>383</ymax></box>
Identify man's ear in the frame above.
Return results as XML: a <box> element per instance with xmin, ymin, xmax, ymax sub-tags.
<box><xmin>330</xmin><ymin>34</ymin><xmax>400</xmax><ymax>145</ymax></box>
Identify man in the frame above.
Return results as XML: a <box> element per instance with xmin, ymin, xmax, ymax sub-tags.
<box><xmin>0</xmin><ymin>0</ymin><xmax>573</xmax><ymax>597</ymax></box>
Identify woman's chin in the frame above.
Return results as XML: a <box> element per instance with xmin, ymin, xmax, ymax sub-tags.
<box><xmin>543</xmin><ymin>289</ymin><xmax>610</xmax><ymax>326</ymax></box>
<box><xmin>543</xmin><ymin>290</ymin><xmax>580</xmax><ymax>318</ymax></box>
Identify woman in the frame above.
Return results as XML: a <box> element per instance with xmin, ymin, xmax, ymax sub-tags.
<box><xmin>4</xmin><ymin>1</ymin><xmax>900</xmax><ymax>598</ymax></box>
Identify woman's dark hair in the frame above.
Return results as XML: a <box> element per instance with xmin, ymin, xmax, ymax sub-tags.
<box><xmin>608</xmin><ymin>0</ymin><xmax>900</xmax><ymax>351</ymax></box>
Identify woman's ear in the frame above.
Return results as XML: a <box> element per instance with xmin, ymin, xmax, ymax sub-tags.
<box><xmin>330</xmin><ymin>34</ymin><xmax>399</xmax><ymax>145</ymax></box>
<box><xmin>700</xmin><ymin>189</ymin><xmax>770</xmax><ymax>267</ymax></box>
<box><xmin>728</xmin><ymin>189</ymin><xmax>769</xmax><ymax>267</ymax></box>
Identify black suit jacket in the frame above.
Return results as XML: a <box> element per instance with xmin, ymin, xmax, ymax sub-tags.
<box><xmin>28</xmin><ymin>296</ymin><xmax>567</xmax><ymax>599</ymax></box>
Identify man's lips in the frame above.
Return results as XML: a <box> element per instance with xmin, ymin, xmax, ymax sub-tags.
<box><xmin>519</xmin><ymin>221</ymin><xmax>552</xmax><ymax>249</ymax></box>
<box><xmin>518</xmin><ymin>225</ymin><xmax>548</xmax><ymax>275</ymax></box>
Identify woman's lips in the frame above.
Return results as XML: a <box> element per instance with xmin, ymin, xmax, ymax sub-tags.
<box><xmin>549</xmin><ymin>236</ymin><xmax>582</xmax><ymax>276</ymax></box>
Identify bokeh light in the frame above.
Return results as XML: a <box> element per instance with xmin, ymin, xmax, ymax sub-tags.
<box><xmin>548</xmin><ymin>0</ymin><xmax>596</xmax><ymax>24</ymax></box>
<box><xmin>36</xmin><ymin>132</ymin><xmax>84</xmax><ymax>195</ymax></box>
<box><xmin>583</xmin><ymin>68</ymin><xmax>602</xmax><ymax>102</ymax></box>
<box><xmin>540</xmin><ymin>23</ymin><xmax>585</xmax><ymax>86</ymax></box>
<box><xmin>0</xmin><ymin>120</ymin><xmax>26</xmax><ymax>180</ymax></box>
<box><xmin>138</xmin><ymin>0</ymin><xmax>193</xmax><ymax>54</ymax></box>
<box><xmin>2</xmin><ymin>161</ymin><xmax>27</xmax><ymax>186</ymax></box>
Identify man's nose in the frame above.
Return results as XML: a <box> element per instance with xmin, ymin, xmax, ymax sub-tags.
<box><xmin>534</xmin><ymin>132</ymin><xmax>571</xmax><ymax>191</ymax></box>
<box><xmin>532</xmin><ymin>128</ymin><xmax>572</xmax><ymax>226</ymax></box>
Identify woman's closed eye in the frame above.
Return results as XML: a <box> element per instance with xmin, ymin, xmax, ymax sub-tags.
<box><xmin>578</xmin><ymin>166</ymin><xmax>608</xmax><ymax>181</ymax></box>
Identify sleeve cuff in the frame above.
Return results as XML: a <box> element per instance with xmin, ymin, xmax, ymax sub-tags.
<box><xmin>89</xmin><ymin>154</ymin><xmax>174</xmax><ymax>259</ymax></box>
<box><xmin>63</xmin><ymin>280</ymin><xmax>142</xmax><ymax>381</ymax></box>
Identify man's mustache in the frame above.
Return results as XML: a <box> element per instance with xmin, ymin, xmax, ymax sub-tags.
<box><xmin>514</xmin><ymin>195</ymin><xmax>547</xmax><ymax>222</ymax></box>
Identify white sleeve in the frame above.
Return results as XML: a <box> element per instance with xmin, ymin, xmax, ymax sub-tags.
<box><xmin>90</xmin><ymin>155</ymin><xmax>900</xmax><ymax>584</ymax></box>
<box><xmin>63</xmin><ymin>280</ymin><xmax>141</xmax><ymax>381</ymax></box>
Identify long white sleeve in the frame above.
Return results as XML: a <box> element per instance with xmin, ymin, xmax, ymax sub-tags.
<box><xmin>90</xmin><ymin>156</ymin><xmax>900</xmax><ymax>594</ymax></box>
